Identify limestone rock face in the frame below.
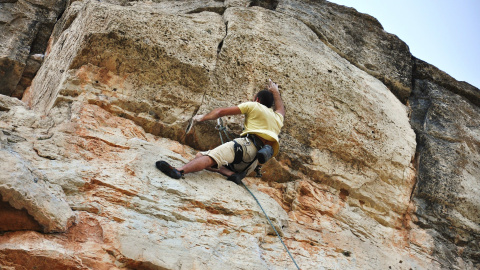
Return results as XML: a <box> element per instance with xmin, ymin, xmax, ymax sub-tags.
<box><xmin>0</xmin><ymin>99</ymin><xmax>290</xmax><ymax>269</ymax></box>
<box><xmin>0</xmin><ymin>105</ymin><xmax>75</xmax><ymax>233</ymax></box>
<box><xmin>0</xmin><ymin>148</ymin><xmax>75</xmax><ymax>233</ymax></box>
<box><xmin>277</xmin><ymin>0</ymin><xmax>413</xmax><ymax>102</ymax></box>
<box><xmin>24</xmin><ymin>1</ymin><xmax>227</xmax><ymax>148</ymax></box>
<box><xmin>0</xmin><ymin>0</ymin><xmax>65</xmax><ymax>97</ymax></box>
<box><xmin>410</xmin><ymin>57</ymin><xmax>480</xmax><ymax>267</ymax></box>
<box><xmin>0</xmin><ymin>0</ymin><xmax>479</xmax><ymax>269</ymax></box>
<box><xmin>214</xmin><ymin>6</ymin><xmax>416</xmax><ymax>229</ymax></box>
<box><xmin>0</xmin><ymin>95</ymin><xmax>25</xmax><ymax>112</ymax></box>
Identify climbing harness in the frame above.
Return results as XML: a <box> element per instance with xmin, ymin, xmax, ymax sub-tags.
<box><xmin>216</xmin><ymin>117</ymin><xmax>301</xmax><ymax>270</ymax></box>
<box><xmin>226</xmin><ymin>134</ymin><xmax>266</xmax><ymax>174</ymax></box>
<box><xmin>217</xmin><ymin>118</ymin><xmax>254</xmax><ymax>173</ymax></box>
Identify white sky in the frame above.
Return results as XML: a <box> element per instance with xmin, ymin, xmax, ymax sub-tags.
<box><xmin>327</xmin><ymin>0</ymin><xmax>480</xmax><ymax>89</ymax></box>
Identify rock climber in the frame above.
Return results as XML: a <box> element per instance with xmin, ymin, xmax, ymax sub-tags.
<box><xmin>156</xmin><ymin>79</ymin><xmax>285</xmax><ymax>185</ymax></box>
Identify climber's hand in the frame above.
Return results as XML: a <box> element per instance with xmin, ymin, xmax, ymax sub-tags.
<box><xmin>193</xmin><ymin>114</ymin><xmax>204</xmax><ymax>122</ymax></box>
<box><xmin>267</xmin><ymin>79</ymin><xmax>279</xmax><ymax>94</ymax></box>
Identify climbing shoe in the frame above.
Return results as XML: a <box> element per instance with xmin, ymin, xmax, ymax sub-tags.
<box><xmin>257</xmin><ymin>145</ymin><xmax>273</xmax><ymax>164</ymax></box>
<box><xmin>227</xmin><ymin>171</ymin><xmax>247</xmax><ymax>185</ymax></box>
<box><xmin>156</xmin><ymin>161</ymin><xmax>184</xmax><ymax>179</ymax></box>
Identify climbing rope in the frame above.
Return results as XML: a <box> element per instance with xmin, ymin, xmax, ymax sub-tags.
<box><xmin>241</xmin><ymin>181</ymin><xmax>301</xmax><ymax>270</ymax></box>
<box><xmin>214</xmin><ymin>118</ymin><xmax>300</xmax><ymax>269</ymax></box>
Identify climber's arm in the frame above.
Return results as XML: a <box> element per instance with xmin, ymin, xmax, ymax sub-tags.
<box><xmin>193</xmin><ymin>106</ymin><xmax>241</xmax><ymax>122</ymax></box>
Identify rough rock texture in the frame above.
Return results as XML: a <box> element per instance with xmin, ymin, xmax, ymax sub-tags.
<box><xmin>0</xmin><ymin>94</ymin><xmax>25</xmax><ymax>112</ymax></box>
<box><xmin>277</xmin><ymin>0</ymin><xmax>413</xmax><ymax>103</ymax></box>
<box><xmin>0</xmin><ymin>200</ymin><xmax>42</xmax><ymax>232</ymax></box>
<box><xmin>0</xmin><ymin>99</ymin><xmax>291</xmax><ymax>269</ymax></box>
<box><xmin>409</xmin><ymin>57</ymin><xmax>480</xmax><ymax>268</ymax></box>
<box><xmin>0</xmin><ymin>147</ymin><xmax>75</xmax><ymax>233</ymax></box>
<box><xmin>0</xmin><ymin>105</ymin><xmax>75</xmax><ymax>233</ymax></box>
<box><xmin>0</xmin><ymin>0</ymin><xmax>65</xmax><ymax>97</ymax></box>
<box><xmin>0</xmin><ymin>0</ymin><xmax>479</xmax><ymax>269</ymax></box>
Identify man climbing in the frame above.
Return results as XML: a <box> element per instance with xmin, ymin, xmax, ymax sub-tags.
<box><xmin>156</xmin><ymin>79</ymin><xmax>285</xmax><ymax>184</ymax></box>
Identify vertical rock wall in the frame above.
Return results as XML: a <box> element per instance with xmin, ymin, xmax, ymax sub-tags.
<box><xmin>0</xmin><ymin>0</ymin><xmax>479</xmax><ymax>269</ymax></box>
<box><xmin>410</xmin><ymin>58</ymin><xmax>480</xmax><ymax>268</ymax></box>
<box><xmin>277</xmin><ymin>0</ymin><xmax>413</xmax><ymax>103</ymax></box>
<box><xmin>0</xmin><ymin>0</ymin><xmax>66</xmax><ymax>97</ymax></box>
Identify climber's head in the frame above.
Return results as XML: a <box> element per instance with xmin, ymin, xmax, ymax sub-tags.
<box><xmin>254</xmin><ymin>90</ymin><xmax>274</xmax><ymax>108</ymax></box>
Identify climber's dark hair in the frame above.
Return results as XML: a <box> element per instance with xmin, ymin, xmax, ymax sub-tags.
<box><xmin>256</xmin><ymin>90</ymin><xmax>274</xmax><ymax>108</ymax></box>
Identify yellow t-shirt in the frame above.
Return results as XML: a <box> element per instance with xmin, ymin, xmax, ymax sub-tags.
<box><xmin>238</xmin><ymin>102</ymin><xmax>284</xmax><ymax>156</ymax></box>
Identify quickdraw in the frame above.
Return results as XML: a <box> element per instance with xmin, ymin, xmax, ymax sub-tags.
<box><xmin>215</xmin><ymin>118</ymin><xmax>231</xmax><ymax>144</ymax></box>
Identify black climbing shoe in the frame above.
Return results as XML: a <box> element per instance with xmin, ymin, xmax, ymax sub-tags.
<box><xmin>227</xmin><ymin>171</ymin><xmax>247</xmax><ymax>185</ymax></box>
<box><xmin>156</xmin><ymin>161</ymin><xmax>183</xmax><ymax>179</ymax></box>
<box><xmin>257</xmin><ymin>145</ymin><xmax>273</xmax><ymax>164</ymax></box>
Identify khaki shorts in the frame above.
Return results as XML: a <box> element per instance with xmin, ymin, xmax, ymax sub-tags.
<box><xmin>201</xmin><ymin>137</ymin><xmax>258</xmax><ymax>175</ymax></box>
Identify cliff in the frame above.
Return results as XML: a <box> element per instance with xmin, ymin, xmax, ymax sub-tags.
<box><xmin>0</xmin><ymin>0</ymin><xmax>479</xmax><ymax>269</ymax></box>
